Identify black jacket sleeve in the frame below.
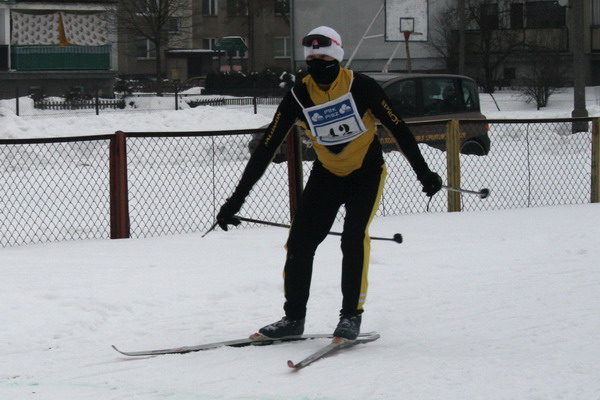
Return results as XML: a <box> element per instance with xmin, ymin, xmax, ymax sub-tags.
<box><xmin>357</xmin><ymin>75</ymin><xmax>432</xmax><ymax>179</ymax></box>
<box><xmin>230</xmin><ymin>91</ymin><xmax>299</xmax><ymax>201</ymax></box>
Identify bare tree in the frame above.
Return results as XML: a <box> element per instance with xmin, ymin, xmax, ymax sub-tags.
<box><xmin>427</xmin><ymin>7</ymin><xmax>461</xmax><ymax>73</ymax></box>
<box><xmin>464</xmin><ymin>0</ymin><xmax>524</xmax><ymax>93</ymax></box>
<box><xmin>520</xmin><ymin>44</ymin><xmax>568</xmax><ymax>109</ymax></box>
<box><xmin>225</xmin><ymin>0</ymin><xmax>289</xmax><ymax>72</ymax></box>
<box><xmin>117</xmin><ymin>0</ymin><xmax>192</xmax><ymax>94</ymax></box>
<box><xmin>428</xmin><ymin>0</ymin><xmax>525</xmax><ymax>92</ymax></box>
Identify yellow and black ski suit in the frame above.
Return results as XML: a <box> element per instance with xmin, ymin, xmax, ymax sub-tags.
<box><xmin>231</xmin><ymin>67</ymin><xmax>432</xmax><ymax>319</ymax></box>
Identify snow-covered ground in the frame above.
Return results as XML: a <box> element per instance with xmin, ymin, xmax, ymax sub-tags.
<box><xmin>1</xmin><ymin>87</ymin><xmax>599</xmax><ymax>399</ymax></box>
<box><xmin>1</xmin><ymin>205</ymin><xmax>598</xmax><ymax>399</ymax></box>
<box><xmin>1</xmin><ymin>85</ymin><xmax>600</xmax><ymax>139</ymax></box>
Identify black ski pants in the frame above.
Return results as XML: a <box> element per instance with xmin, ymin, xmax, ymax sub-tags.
<box><xmin>282</xmin><ymin>162</ymin><xmax>387</xmax><ymax>320</ymax></box>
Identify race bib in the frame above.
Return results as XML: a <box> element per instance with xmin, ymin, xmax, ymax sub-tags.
<box><xmin>302</xmin><ymin>92</ymin><xmax>367</xmax><ymax>146</ymax></box>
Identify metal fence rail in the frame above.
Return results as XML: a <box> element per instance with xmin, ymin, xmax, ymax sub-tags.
<box><xmin>13</xmin><ymin>94</ymin><xmax>282</xmax><ymax>117</ymax></box>
<box><xmin>1</xmin><ymin>118</ymin><xmax>597</xmax><ymax>247</ymax></box>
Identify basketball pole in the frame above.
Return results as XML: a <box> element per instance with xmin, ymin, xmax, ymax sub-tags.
<box><xmin>345</xmin><ymin>3</ymin><xmax>384</xmax><ymax>69</ymax></box>
<box><xmin>404</xmin><ymin>31</ymin><xmax>412</xmax><ymax>73</ymax></box>
<box><xmin>382</xmin><ymin>42</ymin><xmax>402</xmax><ymax>73</ymax></box>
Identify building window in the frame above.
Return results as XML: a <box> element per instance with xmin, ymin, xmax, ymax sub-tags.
<box><xmin>203</xmin><ymin>0</ymin><xmax>218</xmax><ymax>16</ymax></box>
<box><xmin>137</xmin><ymin>0</ymin><xmax>156</xmax><ymax>16</ymax></box>
<box><xmin>594</xmin><ymin>0</ymin><xmax>600</xmax><ymax>25</ymax></box>
<box><xmin>227</xmin><ymin>0</ymin><xmax>247</xmax><ymax>16</ymax></box>
<box><xmin>480</xmin><ymin>3</ymin><xmax>499</xmax><ymax>30</ymax></box>
<box><xmin>275</xmin><ymin>0</ymin><xmax>290</xmax><ymax>16</ymax></box>
<box><xmin>274</xmin><ymin>37</ymin><xmax>291</xmax><ymax>58</ymax></box>
<box><xmin>137</xmin><ymin>38</ymin><xmax>156</xmax><ymax>59</ymax></box>
<box><xmin>168</xmin><ymin>17</ymin><xmax>181</xmax><ymax>35</ymax></box>
<box><xmin>510</xmin><ymin>3</ymin><xmax>524</xmax><ymax>29</ymax></box>
<box><xmin>203</xmin><ymin>38</ymin><xmax>219</xmax><ymax>59</ymax></box>
<box><xmin>525</xmin><ymin>1</ymin><xmax>566</xmax><ymax>28</ymax></box>
<box><xmin>203</xmin><ymin>38</ymin><xmax>218</xmax><ymax>50</ymax></box>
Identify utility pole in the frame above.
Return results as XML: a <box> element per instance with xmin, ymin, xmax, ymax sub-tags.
<box><xmin>458</xmin><ymin>0</ymin><xmax>465</xmax><ymax>74</ymax></box>
<box><xmin>570</xmin><ymin>0</ymin><xmax>588</xmax><ymax>132</ymax></box>
<box><xmin>289</xmin><ymin>0</ymin><xmax>296</xmax><ymax>73</ymax></box>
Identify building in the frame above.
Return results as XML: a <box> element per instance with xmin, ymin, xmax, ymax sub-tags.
<box><xmin>0</xmin><ymin>0</ymin><xmax>118</xmax><ymax>99</ymax></box>
<box><xmin>117</xmin><ymin>0</ymin><xmax>292</xmax><ymax>83</ymax></box>
<box><xmin>292</xmin><ymin>0</ymin><xmax>600</xmax><ymax>86</ymax></box>
<box><xmin>3</xmin><ymin>0</ymin><xmax>599</xmax><ymax>100</ymax></box>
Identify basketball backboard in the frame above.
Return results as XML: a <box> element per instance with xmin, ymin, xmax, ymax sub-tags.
<box><xmin>385</xmin><ymin>0</ymin><xmax>428</xmax><ymax>42</ymax></box>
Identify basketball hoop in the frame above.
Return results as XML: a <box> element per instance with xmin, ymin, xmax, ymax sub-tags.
<box><xmin>400</xmin><ymin>17</ymin><xmax>423</xmax><ymax>41</ymax></box>
<box><xmin>400</xmin><ymin>17</ymin><xmax>414</xmax><ymax>39</ymax></box>
<box><xmin>386</xmin><ymin>1</ymin><xmax>428</xmax><ymax>42</ymax></box>
<box><xmin>399</xmin><ymin>18</ymin><xmax>422</xmax><ymax>73</ymax></box>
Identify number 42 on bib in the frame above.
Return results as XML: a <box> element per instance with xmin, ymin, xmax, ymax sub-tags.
<box><xmin>303</xmin><ymin>92</ymin><xmax>367</xmax><ymax>146</ymax></box>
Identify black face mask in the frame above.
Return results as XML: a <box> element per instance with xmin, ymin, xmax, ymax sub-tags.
<box><xmin>306</xmin><ymin>58</ymin><xmax>340</xmax><ymax>85</ymax></box>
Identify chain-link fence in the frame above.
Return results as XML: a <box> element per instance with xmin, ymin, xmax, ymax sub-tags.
<box><xmin>1</xmin><ymin>118</ymin><xmax>598</xmax><ymax>247</ymax></box>
<box><xmin>123</xmin><ymin>130</ymin><xmax>292</xmax><ymax>238</ymax></box>
<box><xmin>379</xmin><ymin>119</ymin><xmax>595</xmax><ymax>214</ymax></box>
<box><xmin>0</xmin><ymin>135</ymin><xmax>112</xmax><ymax>246</ymax></box>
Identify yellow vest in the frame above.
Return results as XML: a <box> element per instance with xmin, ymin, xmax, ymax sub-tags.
<box><xmin>298</xmin><ymin>68</ymin><xmax>379</xmax><ymax>177</ymax></box>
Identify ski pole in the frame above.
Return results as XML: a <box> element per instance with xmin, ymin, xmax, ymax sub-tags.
<box><xmin>236</xmin><ymin>216</ymin><xmax>403</xmax><ymax>244</ymax></box>
<box><xmin>201</xmin><ymin>221</ymin><xmax>218</xmax><ymax>238</ymax></box>
<box><xmin>442</xmin><ymin>185</ymin><xmax>490</xmax><ymax>199</ymax></box>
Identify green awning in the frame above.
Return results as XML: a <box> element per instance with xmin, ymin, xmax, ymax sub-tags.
<box><xmin>215</xmin><ymin>36</ymin><xmax>248</xmax><ymax>52</ymax></box>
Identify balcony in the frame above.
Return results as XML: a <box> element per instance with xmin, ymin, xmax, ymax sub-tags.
<box><xmin>10</xmin><ymin>45</ymin><xmax>111</xmax><ymax>71</ymax></box>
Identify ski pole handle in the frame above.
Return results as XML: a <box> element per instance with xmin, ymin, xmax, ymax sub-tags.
<box><xmin>442</xmin><ymin>185</ymin><xmax>490</xmax><ymax>199</ymax></box>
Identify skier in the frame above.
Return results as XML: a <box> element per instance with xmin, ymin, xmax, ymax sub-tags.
<box><xmin>217</xmin><ymin>26</ymin><xmax>442</xmax><ymax>340</ymax></box>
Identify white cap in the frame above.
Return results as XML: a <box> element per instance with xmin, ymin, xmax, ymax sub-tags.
<box><xmin>303</xmin><ymin>26</ymin><xmax>344</xmax><ymax>63</ymax></box>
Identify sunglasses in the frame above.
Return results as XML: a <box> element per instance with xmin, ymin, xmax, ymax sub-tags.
<box><xmin>301</xmin><ymin>34</ymin><xmax>341</xmax><ymax>49</ymax></box>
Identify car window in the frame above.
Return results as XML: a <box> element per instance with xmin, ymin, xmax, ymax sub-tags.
<box><xmin>439</xmin><ymin>80</ymin><xmax>460</xmax><ymax>112</ymax></box>
<box><xmin>461</xmin><ymin>79</ymin><xmax>480</xmax><ymax>111</ymax></box>
<box><xmin>422</xmin><ymin>78</ymin><xmax>459</xmax><ymax>116</ymax></box>
<box><xmin>384</xmin><ymin>79</ymin><xmax>417</xmax><ymax>118</ymax></box>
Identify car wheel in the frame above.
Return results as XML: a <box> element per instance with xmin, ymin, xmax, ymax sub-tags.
<box><xmin>460</xmin><ymin>139</ymin><xmax>487</xmax><ymax>156</ymax></box>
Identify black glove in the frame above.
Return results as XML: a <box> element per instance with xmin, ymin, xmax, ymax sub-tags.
<box><xmin>418</xmin><ymin>171</ymin><xmax>442</xmax><ymax>197</ymax></box>
<box><xmin>216</xmin><ymin>196</ymin><xmax>244</xmax><ymax>231</ymax></box>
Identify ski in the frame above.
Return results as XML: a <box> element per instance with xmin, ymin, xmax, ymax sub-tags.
<box><xmin>112</xmin><ymin>333</ymin><xmax>364</xmax><ymax>357</ymax></box>
<box><xmin>287</xmin><ymin>331</ymin><xmax>380</xmax><ymax>369</ymax></box>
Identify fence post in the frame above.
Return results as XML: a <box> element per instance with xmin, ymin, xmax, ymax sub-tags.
<box><xmin>95</xmin><ymin>90</ymin><xmax>100</xmax><ymax>115</ymax></box>
<box><xmin>109</xmin><ymin>131</ymin><xmax>130</xmax><ymax>239</ymax></box>
<box><xmin>253</xmin><ymin>96</ymin><xmax>257</xmax><ymax>114</ymax></box>
<box><xmin>175</xmin><ymin>87</ymin><xmax>179</xmax><ymax>111</ymax></box>
<box><xmin>286</xmin><ymin>126</ymin><xmax>304</xmax><ymax>220</ymax></box>
<box><xmin>446</xmin><ymin>119</ymin><xmax>461</xmax><ymax>212</ymax></box>
<box><xmin>592</xmin><ymin>118</ymin><xmax>600</xmax><ymax>203</ymax></box>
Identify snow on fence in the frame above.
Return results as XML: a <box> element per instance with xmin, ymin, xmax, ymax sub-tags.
<box><xmin>13</xmin><ymin>96</ymin><xmax>283</xmax><ymax>116</ymax></box>
<box><xmin>1</xmin><ymin>119</ymin><xmax>599</xmax><ymax>247</ymax></box>
<box><xmin>34</xmin><ymin>98</ymin><xmax>126</xmax><ymax>111</ymax></box>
